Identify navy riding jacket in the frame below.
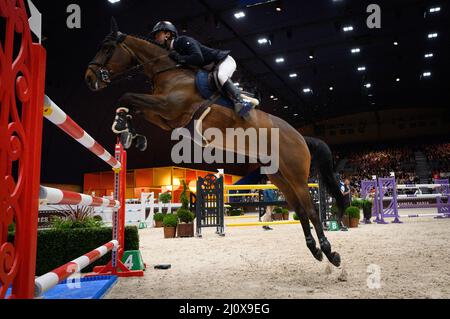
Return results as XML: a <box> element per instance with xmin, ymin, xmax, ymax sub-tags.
<box><xmin>171</xmin><ymin>36</ymin><xmax>230</xmax><ymax>67</ymax></box>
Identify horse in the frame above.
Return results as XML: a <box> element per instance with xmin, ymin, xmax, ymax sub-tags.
<box><xmin>85</xmin><ymin>19</ymin><xmax>346</xmax><ymax>267</ymax></box>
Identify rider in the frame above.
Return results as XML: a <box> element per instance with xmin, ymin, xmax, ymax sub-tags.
<box><xmin>112</xmin><ymin>21</ymin><xmax>253</xmax><ymax>135</ymax></box>
<box><xmin>150</xmin><ymin>21</ymin><xmax>253</xmax><ymax>120</ymax></box>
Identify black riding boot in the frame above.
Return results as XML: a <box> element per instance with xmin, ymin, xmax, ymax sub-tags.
<box><xmin>222</xmin><ymin>79</ymin><xmax>253</xmax><ymax>120</ymax></box>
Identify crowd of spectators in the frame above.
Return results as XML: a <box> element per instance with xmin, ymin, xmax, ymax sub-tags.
<box><xmin>423</xmin><ymin>143</ymin><xmax>450</xmax><ymax>179</ymax></box>
<box><xmin>335</xmin><ymin>145</ymin><xmax>419</xmax><ymax>193</ymax></box>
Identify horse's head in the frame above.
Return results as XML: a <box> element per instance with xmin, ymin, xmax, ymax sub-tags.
<box><xmin>85</xmin><ymin>18</ymin><xmax>136</xmax><ymax>91</ymax></box>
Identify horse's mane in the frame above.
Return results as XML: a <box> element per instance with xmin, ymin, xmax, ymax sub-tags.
<box><xmin>127</xmin><ymin>34</ymin><xmax>168</xmax><ymax>51</ymax></box>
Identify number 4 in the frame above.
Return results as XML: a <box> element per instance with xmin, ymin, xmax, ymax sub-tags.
<box><xmin>124</xmin><ymin>254</ymin><xmax>134</xmax><ymax>269</ymax></box>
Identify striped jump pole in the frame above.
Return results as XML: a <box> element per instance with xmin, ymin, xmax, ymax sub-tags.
<box><xmin>34</xmin><ymin>240</ymin><xmax>118</xmax><ymax>298</ymax></box>
<box><xmin>396</xmin><ymin>184</ymin><xmax>446</xmax><ymax>189</ymax></box>
<box><xmin>39</xmin><ymin>186</ymin><xmax>120</xmax><ymax>208</ymax></box>
<box><xmin>43</xmin><ymin>95</ymin><xmax>121</xmax><ymax>169</ymax></box>
<box><xmin>383</xmin><ymin>194</ymin><xmax>447</xmax><ymax>200</ymax></box>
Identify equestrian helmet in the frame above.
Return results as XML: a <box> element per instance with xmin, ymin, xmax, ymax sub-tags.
<box><xmin>151</xmin><ymin>21</ymin><xmax>179</xmax><ymax>38</ymax></box>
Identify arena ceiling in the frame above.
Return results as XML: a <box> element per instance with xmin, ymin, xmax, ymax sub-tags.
<box><xmin>30</xmin><ymin>0</ymin><xmax>449</xmax><ymax>183</ymax></box>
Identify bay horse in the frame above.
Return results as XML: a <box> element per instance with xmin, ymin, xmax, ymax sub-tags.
<box><xmin>85</xmin><ymin>19</ymin><xmax>346</xmax><ymax>267</ymax></box>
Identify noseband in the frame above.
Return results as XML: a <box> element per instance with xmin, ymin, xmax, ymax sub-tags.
<box><xmin>88</xmin><ymin>33</ymin><xmax>179</xmax><ymax>85</ymax></box>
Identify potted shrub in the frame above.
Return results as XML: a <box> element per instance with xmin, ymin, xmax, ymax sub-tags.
<box><xmin>154</xmin><ymin>213</ymin><xmax>165</xmax><ymax>228</ymax></box>
<box><xmin>351</xmin><ymin>199</ymin><xmax>364</xmax><ymax>209</ymax></box>
<box><xmin>362</xmin><ymin>199</ymin><xmax>373</xmax><ymax>222</ymax></box>
<box><xmin>228</xmin><ymin>209</ymin><xmax>243</xmax><ymax>216</ymax></box>
<box><xmin>346</xmin><ymin>206</ymin><xmax>361</xmax><ymax>228</ymax></box>
<box><xmin>272</xmin><ymin>207</ymin><xmax>283</xmax><ymax>221</ymax></box>
<box><xmin>293</xmin><ymin>212</ymin><xmax>299</xmax><ymax>221</ymax></box>
<box><xmin>176</xmin><ymin>180</ymin><xmax>195</xmax><ymax>237</ymax></box>
<box><xmin>282</xmin><ymin>208</ymin><xmax>289</xmax><ymax>220</ymax></box>
<box><xmin>342</xmin><ymin>207</ymin><xmax>350</xmax><ymax>228</ymax></box>
<box><xmin>163</xmin><ymin>214</ymin><xmax>178</xmax><ymax>238</ymax></box>
<box><xmin>159</xmin><ymin>192</ymin><xmax>172</xmax><ymax>213</ymax></box>
<box><xmin>176</xmin><ymin>209</ymin><xmax>195</xmax><ymax>237</ymax></box>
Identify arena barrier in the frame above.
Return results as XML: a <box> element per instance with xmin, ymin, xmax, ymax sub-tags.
<box><xmin>0</xmin><ymin>3</ymin><xmax>144</xmax><ymax>297</ymax></box>
<box><xmin>194</xmin><ymin>174</ymin><xmax>324</xmax><ymax>235</ymax></box>
<box><xmin>361</xmin><ymin>177</ymin><xmax>450</xmax><ymax>224</ymax></box>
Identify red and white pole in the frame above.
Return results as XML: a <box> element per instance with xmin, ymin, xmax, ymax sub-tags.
<box><xmin>34</xmin><ymin>240</ymin><xmax>118</xmax><ymax>297</ymax></box>
<box><xmin>43</xmin><ymin>95</ymin><xmax>121</xmax><ymax>169</ymax></box>
<box><xmin>39</xmin><ymin>186</ymin><xmax>120</xmax><ymax>207</ymax></box>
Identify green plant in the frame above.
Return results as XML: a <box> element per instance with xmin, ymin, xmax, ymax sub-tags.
<box><xmin>50</xmin><ymin>205</ymin><xmax>103</xmax><ymax>230</ymax></box>
<box><xmin>8</xmin><ymin>222</ymin><xmax>15</xmax><ymax>232</ymax></box>
<box><xmin>330</xmin><ymin>204</ymin><xmax>339</xmax><ymax>218</ymax></box>
<box><xmin>362</xmin><ymin>199</ymin><xmax>373</xmax><ymax>210</ymax></box>
<box><xmin>180</xmin><ymin>180</ymin><xmax>189</xmax><ymax>210</ymax></box>
<box><xmin>163</xmin><ymin>214</ymin><xmax>178</xmax><ymax>227</ymax></box>
<box><xmin>154</xmin><ymin>213</ymin><xmax>165</xmax><ymax>222</ymax></box>
<box><xmin>345</xmin><ymin>206</ymin><xmax>361</xmax><ymax>219</ymax></box>
<box><xmin>7</xmin><ymin>226</ymin><xmax>139</xmax><ymax>275</ymax></box>
<box><xmin>293</xmin><ymin>212</ymin><xmax>299</xmax><ymax>220</ymax></box>
<box><xmin>228</xmin><ymin>209</ymin><xmax>243</xmax><ymax>216</ymax></box>
<box><xmin>177</xmin><ymin>208</ymin><xmax>195</xmax><ymax>223</ymax></box>
<box><xmin>282</xmin><ymin>208</ymin><xmax>289</xmax><ymax>214</ymax></box>
<box><xmin>351</xmin><ymin>199</ymin><xmax>364</xmax><ymax>208</ymax></box>
<box><xmin>159</xmin><ymin>192</ymin><xmax>172</xmax><ymax>204</ymax></box>
<box><xmin>273</xmin><ymin>207</ymin><xmax>283</xmax><ymax>214</ymax></box>
<box><xmin>51</xmin><ymin>217</ymin><xmax>103</xmax><ymax>230</ymax></box>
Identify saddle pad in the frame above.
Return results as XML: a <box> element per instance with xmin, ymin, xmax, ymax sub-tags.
<box><xmin>195</xmin><ymin>70</ymin><xmax>234</xmax><ymax>109</ymax></box>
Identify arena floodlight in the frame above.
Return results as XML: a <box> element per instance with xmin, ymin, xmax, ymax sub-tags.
<box><xmin>234</xmin><ymin>11</ymin><xmax>246</xmax><ymax>19</ymax></box>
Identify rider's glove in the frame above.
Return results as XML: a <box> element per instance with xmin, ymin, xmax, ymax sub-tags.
<box><xmin>169</xmin><ymin>51</ymin><xmax>185</xmax><ymax>64</ymax></box>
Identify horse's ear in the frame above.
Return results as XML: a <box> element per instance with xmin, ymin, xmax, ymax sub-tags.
<box><xmin>111</xmin><ymin>17</ymin><xmax>119</xmax><ymax>36</ymax></box>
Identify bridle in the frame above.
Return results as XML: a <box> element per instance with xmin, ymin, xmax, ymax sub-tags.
<box><xmin>88</xmin><ymin>33</ymin><xmax>180</xmax><ymax>85</ymax></box>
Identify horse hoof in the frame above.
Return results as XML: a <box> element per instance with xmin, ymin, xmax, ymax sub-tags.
<box><xmin>135</xmin><ymin>135</ymin><xmax>147</xmax><ymax>152</ymax></box>
<box><xmin>120</xmin><ymin>132</ymin><xmax>133</xmax><ymax>149</ymax></box>
<box><xmin>314</xmin><ymin>249</ymin><xmax>323</xmax><ymax>262</ymax></box>
<box><xmin>329</xmin><ymin>252</ymin><xmax>341</xmax><ymax>267</ymax></box>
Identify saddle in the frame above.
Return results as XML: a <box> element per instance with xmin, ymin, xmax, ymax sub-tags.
<box><xmin>162</xmin><ymin>64</ymin><xmax>259</xmax><ymax>130</ymax></box>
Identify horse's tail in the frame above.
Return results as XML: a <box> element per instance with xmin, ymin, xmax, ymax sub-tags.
<box><xmin>304</xmin><ymin>136</ymin><xmax>345</xmax><ymax>219</ymax></box>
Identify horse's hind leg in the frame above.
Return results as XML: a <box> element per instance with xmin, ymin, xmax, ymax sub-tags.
<box><xmin>295</xmin><ymin>184</ymin><xmax>341</xmax><ymax>267</ymax></box>
<box><xmin>275</xmin><ymin>135</ymin><xmax>341</xmax><ymax>267</ymax></box>
<box><xmin>268</xmin><ymin>172</ymin><xmax>323</xmax><ymax>262</ymax></box>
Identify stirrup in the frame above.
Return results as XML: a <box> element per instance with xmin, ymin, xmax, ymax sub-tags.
<box><xmin>237</xmin><ymin>102</ymin><xmax>253</xmax><ymax>119</ymax></box>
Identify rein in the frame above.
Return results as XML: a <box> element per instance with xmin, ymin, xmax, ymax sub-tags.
<box><xmin>88</xmin><ymin>36</ymin><xmax>180</xmax><ymax>85</ymax></box>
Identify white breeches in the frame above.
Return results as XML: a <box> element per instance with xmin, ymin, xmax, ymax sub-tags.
<box><xmin>217</xmin><ymin>55</ymin><xmax>236</xmax><ymax>86</ymax></box>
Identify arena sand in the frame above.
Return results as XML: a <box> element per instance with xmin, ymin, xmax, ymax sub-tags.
<box><xmin>105</xmin><ymin>209</ymin><xmax>450</xmax><ymax>299</ymax></box>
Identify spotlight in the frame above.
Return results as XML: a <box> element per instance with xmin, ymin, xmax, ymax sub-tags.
<box><xmin>364</xmin><ymin>83</ymin><xmax>372</xmax><ymax>88</ymax></box>
<box><xmin>424</xmin><ymin>53</ymin><xmax>434</xmax><ymax>58</ymax></box>
<box><xmin>429</xmin><ymin>7</ymin><xmax>441</xmax><ymax>13</ymax></box>
<box><xmin>275</xmin><ymin>57</ymin><xmax>285</xmax><ymax>63</ymax></box>
<box><xmin>234</xmin><ymin>11</ymin><xmax>246</xmax><ymax>19</ymax></box>
<box><xmin>108</xmin><ymin>0</ymin><xmax>120</xmax><ymax>3</ymax></box>
<box><xmin>289</xmin><ymin>73</ymin><xmax>298</xmax><ymax>78</ymax></box>
<box><xmin>357</xmin><ymin>66</ymin><xmax>366</xmax><ymax>72</ymax></box>
<box><xmin>422</xmin><ymin>71</ymin><xmax>432</xmax><ymax>77</ymax></box>
<box><xmin>275</xmin><ymin>0</ymin><xmax>283</xmax><ymax>12</ymax></box>
<box><xmin>427</xmin><ymin>32</ymin><xmax>438</xmax><ymax>39</ymax></box>
<box><xmin>343</xmin><ymin>25</ymin><xmax>354</xmax><ymax>32</ymax></box>
<box><xmin>351</xmin><ymin>48</ymin><xmax>361</xmax><ymax>54</ymax></box>
<box><xmin>303</xmin><ymin>88</ymin><xmax>312</xmax><ymax>94</ymax></box>
<box><xmin>329</xmin><ymin>86</ymin><xmax>334</xmax><ymax>91</ymax></box>
<box><xmin>258</xmin><ymin>37</ymin><xmax>269</xmax><ymax>44</ymax></box>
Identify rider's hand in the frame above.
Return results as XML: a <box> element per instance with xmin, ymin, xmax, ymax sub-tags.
<box><xmin>169</xmin><ymin>51</ymin><xmax>184</xmax><ymax>63</ymax></box>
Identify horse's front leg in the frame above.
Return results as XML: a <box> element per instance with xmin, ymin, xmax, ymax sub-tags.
<box><xmin>113</xmin><ymin>93</ymin><xmax>171</xmax><ymax>150</ymax></box>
